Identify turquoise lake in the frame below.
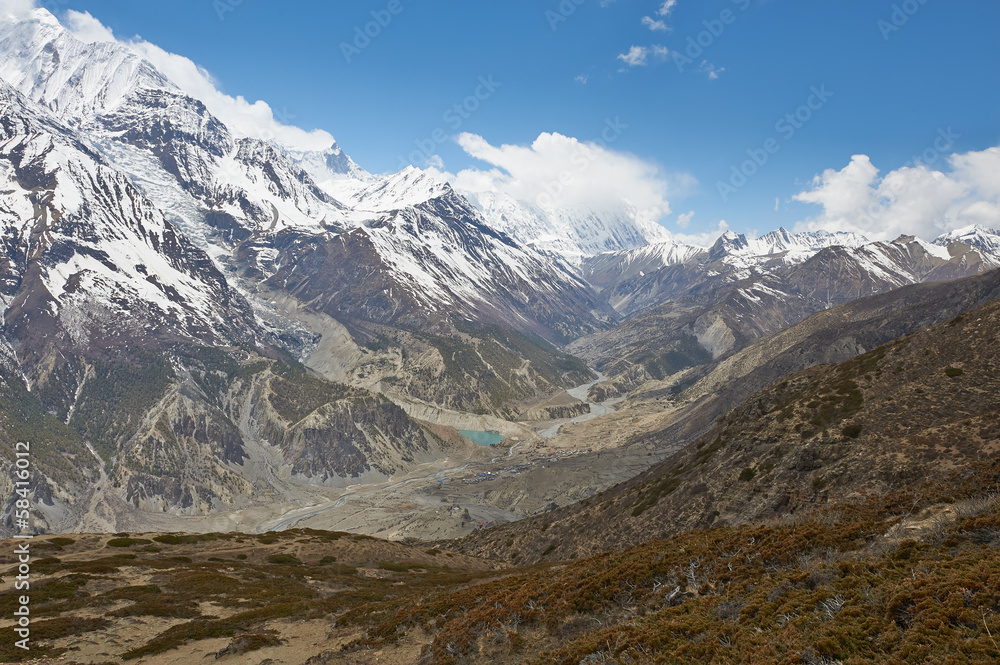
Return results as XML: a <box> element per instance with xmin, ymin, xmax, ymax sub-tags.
<box><xmin>458</xmin><ymin>430</ymin><xmax>506</xmax><ymax>446</ymax></box>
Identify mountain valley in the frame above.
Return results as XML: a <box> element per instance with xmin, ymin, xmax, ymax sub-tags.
<box><xmin>0</xmin><ymin>5</ymin><xmax>998</xmax><ymax>664</ymax></box>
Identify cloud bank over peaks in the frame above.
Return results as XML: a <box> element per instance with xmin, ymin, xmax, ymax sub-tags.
<box><xmin>0</xmin><ymin>0</ymin><xmax>35</xmax><ymax>20</ymax></box>
<box><xmin>62</xmin><ymin>9</ymin><xmax>336</xmax><ymax>152</ymax></box>
<box><xmin>793</xmin><ymin>145</ymin><xmax>1000</xmax><ymax>241</ymax></box>
<box><xmin>432</xmin><ymin>131</ymin><xmax>696</xmax><ymax>225</ymax></box>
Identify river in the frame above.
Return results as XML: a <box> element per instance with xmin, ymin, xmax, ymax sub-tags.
<box><xmin>538</xmin><ymin>371</ymin><xmax>613</xmax><ymax>439</ymax></box>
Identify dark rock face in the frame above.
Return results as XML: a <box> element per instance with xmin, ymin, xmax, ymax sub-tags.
<box><xmin>98</xmin><ymin>88</ymin><xmax>232</xmax><ymax>198</ymax></box>
<box><xmin>521</xmin><ymin>402</ymin><xmax>591</xmax><ymax>421</ymax></box>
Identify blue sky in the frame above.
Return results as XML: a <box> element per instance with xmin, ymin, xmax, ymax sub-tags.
<box><xmin>46</xmin><ymin>0</ymin><xmax>1000</xmax><ymax>241</ymax></box>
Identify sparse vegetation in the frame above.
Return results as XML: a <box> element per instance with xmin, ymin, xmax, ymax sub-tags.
<box><xmin>68</xmin><ymin>351</ymin><xmax>174</xmax><ymax>464</ymax></box>
<box><xmin>351</xmin><ymin>462</ymin><xmax>1000</xmax><ymax>665</ymax></box>
<box><xmin>841</xmin><ymin>423</ymin><xmax>863</xmax><ymax>439</ymax></box>
<box><xmin>268</xmin><ymin>362</ymin><xmax>360</xmax><ymax>424</ymax></box>
<box><xmin>267</xmin><ymin>553</ymin><xmax>303</xmax><ymax>566</ymax></box>
<box><xmin>106</xmin><ymin>537</ymin><xmax>152</xmax><ymax>548</ymax></box>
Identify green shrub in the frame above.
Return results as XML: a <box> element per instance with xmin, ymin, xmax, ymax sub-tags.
<box><xmin>842</xmin><ymin>424</ymin><xmax>864</xmax><ymax>439</ymax></box>
<box><xmin>378</xmin><ymin>561</ymin><xmax>426</xmax><ymax>572</ymax></box>
<box><xmin>47</xmin><ymin>537</ymin><xmax>75</xmax><ymax>547</ymax></box>
<box><xmin>106</xmin><ymin>538</ymin><xmax>152</xmax><ymax>548</ymax></box>
<box><xmin>152</xmin><ymin>533</ymin><xmax>218</xmax><ymax>545</ymax></box>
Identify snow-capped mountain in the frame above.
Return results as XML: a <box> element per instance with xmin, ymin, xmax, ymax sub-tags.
<box><xmin>581</xmin><ymin>239</ymin><xmax>707</xmax><ymax>291</ymax></box>
<box><xmin>286</xmin><ymin>144</ymin><xmax>371</xmax><ymax>185</ymax></box>
<box><xmin>573</xmin><ymin>232</ymin><xmax>1000</xmax><ymax>381</ymax></box>
<box><xmin>585</xmin><ymin>227</ymin><xmax>1000</xmax><ymax>318</ymax></box>
<box><xmin>250</xmin><ymin>188</ymin><xmax>606</xmax><ymax>343</ymax></box>
<box><xmin>706</xmin><ymin>228</ymin><xmax>870</xmax><ymax>267</ymax></box>
<box><xmin>344</xmin><ymin>166</ymin><xmax>451</xmax><ymax>214</ymax></box>
<box><xmin>0</xmin><ymin>9</ymin><xmax>170</xmax><ymax>124</ymax></box>
<box><xmin>934</xmin><ymin>225</ymin><xmax>1000</xmax><ymax>257</ymax></box>
<box><xmin>0</xmin><ymin>9</ymin><xmax>354</xmax><ymax>242</ymax></box>
<box><xmin>0</xmin><ymin>8</ymin><xmax>610</xmax><ymax>532</ymax></box>
<box><xmin>0</xmin><ymin>8</ymin><xmax>602</xmax><ymax>343</ymax></box>
<box><xmin>0</xmin><ymin>78</ymin><xmax>255</xmax><ymax>367</ymax></box>
<box><xmin>583</xmin><ymin>228</ymin><xmax>870</xmax><ymax>295</ymax></box>
<box><xmin>464</xmin><ymin>190</ymin><xmax>673</xmax><ymax>266</ymax></box>
<box><xmin>751</xmin><ymin>227</ymin><xmax>870</xmax><ymax>255</ymax></box>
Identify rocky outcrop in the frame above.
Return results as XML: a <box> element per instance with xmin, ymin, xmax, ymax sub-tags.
<box><xmin>521</xmin><ymin>402</ymin><xmax>590</xmax><ymax>421</ymax></box>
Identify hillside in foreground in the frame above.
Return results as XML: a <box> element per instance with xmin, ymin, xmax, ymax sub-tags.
<box><xmin>1</xmin><ymin>462</ymin><xmax>997</xmax><ymax>664</ymax></box>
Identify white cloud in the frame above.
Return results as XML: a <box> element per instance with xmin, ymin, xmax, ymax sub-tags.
<box><xmin>0</xmin><ymin>0</ymin><xmax>35</xmax><ymax>19</ymax></box>
<box><xmin>699</xmin><ymin>61</ymin><xmax>725</xmax><ymax>79</ymax></box>
<box><xmin>950</xmin><ymin>147</ymin><xmax>1000</xmax><ymax>199</ymax></box>
<box><xmin>617</xmin><ymin>45</ymin><xmax>669</xmax><ymax>68</ymax></box>
<box><xmin>617</xmin><ymin>46</ymin><xmax>648</xmax><ymax>67</ymax></box>
<box><xmin>676</xmin><ymin>210</ymin><xmax>694</xmax><ymax>228</ymax></box>
<box><xmin>575</xmin><ymin>74</ymin><xmax>589</xmax><ymax>84</ymax></box>
<box><xmin>642</xmin><ymin>16</ymin><xmax>668</xmax><ymax>31</ymax></box>
<box><xmin>431</xmin><ymin>132</ymin><xmax>695</xmax><ymax>224</ymax></box>
<box><xmin>675</xmin><ymin>220</ymin><xmax>729</xmax><ymax>247</ymax></box>
<box><xmin>63</xmin><ymin>8</ymin><xmax>115</xmax><ymax>43</ymax></box>
<box><xmin>658</xmin><ymin>0</ymin><xmax>679</xmax><ymax>16</ymax></box>
<box><xmin>61</xmin><ymin>10</ymin><xmax>335</xmax><ymax>151</ymax></box>
<box><xmin>793</xmin><ymin>147</ymin><xmax>1000</xmax><ymax>241</ymax></box>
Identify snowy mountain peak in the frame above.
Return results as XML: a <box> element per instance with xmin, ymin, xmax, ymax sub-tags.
<box><xmin>0</xmin><ymin>78</ymin><xmax>254</xmax><ymax>360</ymax></box>
<box><xmin>26</xmin><ymin>7</ymin><xmax>61</xmax><ymax>26</ymax></box>
<box><xmin>282</xmin><ymin>143</ymin><xmax>373</xmax><ymax>206</ymax></box>
<box><xmin>709</xmin><ymin>231</ymin><xmax>751</xmax><ymax>260</ymax></box>
<box><xmin>761</xmin><ymin>226</ymin><xmax>795</xmax><ymax>245</ymax></box>
<box><xmin>347</xmin><ymin>166</ymin><xmax>451</xmax><ymax>213</ymax></box>
<box><xmin>934</xmin><ymin>225</ymin><xmax>1000</xmax><ymax>255</ymax></box>
<box><xmin>0</xmin><ymin>9</ymin><xmax>171</xmax><ymax>124</ymax></box>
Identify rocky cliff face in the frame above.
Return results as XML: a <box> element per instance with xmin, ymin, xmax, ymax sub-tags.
<box><xmin>0</xmin><ymin>340</ymin><xmax>450</xmax><ymax>534</ymax></box>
